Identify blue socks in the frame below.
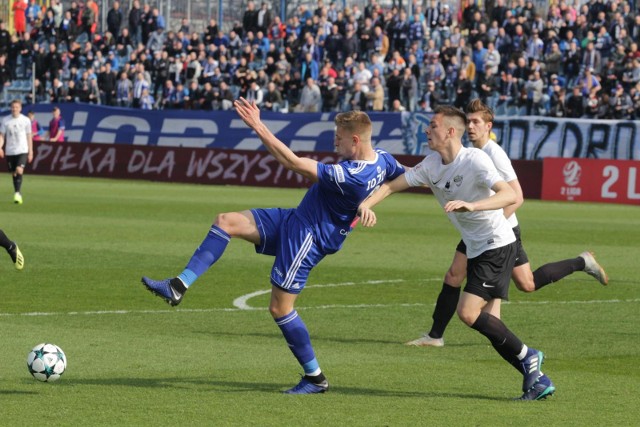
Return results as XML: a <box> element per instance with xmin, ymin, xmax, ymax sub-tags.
<box><xmin>275</xmin><ymin>310</ymin><xmax>320</xmax><ymax>376</ymax></box>
<box><xmin>178</xmin><ymin>225</ymin><xmax>230</xmax><ymax>287</ymax></box>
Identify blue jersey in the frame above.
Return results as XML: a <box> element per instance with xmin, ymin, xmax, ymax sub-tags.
<box><xmin>294</xmin><ymin>149</ymin><xmax>405</xmax><ymax>254</ymax></box>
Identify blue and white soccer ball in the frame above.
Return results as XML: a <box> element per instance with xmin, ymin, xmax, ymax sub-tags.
<box><xmin>27</xmin><ymin>343</ymin><xmax>67</xmax><ymax>382</ymax></box>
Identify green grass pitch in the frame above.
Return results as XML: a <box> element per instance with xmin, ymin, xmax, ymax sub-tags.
<box><xmin>1</xmin><ymin>175</ymin><xmax>638</xmax><ymax>426</ymax></box>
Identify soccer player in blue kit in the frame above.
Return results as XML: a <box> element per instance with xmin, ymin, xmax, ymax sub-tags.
<box><xmin>141</xmin><ymin>98</ymin><xmax>405</xmax><ymax>394</ymax></box>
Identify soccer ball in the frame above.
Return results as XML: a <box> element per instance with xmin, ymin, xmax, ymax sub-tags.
<box><xmin>27</xmin><ymin>343</ymin><xmax>67</xmax><ymax>382</ymax></box>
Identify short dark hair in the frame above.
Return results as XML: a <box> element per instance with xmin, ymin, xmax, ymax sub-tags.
<box><xmin>434</xmin><ymin>105</ymin><xmax>467</xmax><ymax>126</ymax></box>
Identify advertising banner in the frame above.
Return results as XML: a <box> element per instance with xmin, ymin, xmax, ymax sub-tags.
<box><xmin>28</xmin><ymin>142</ymin><xmax>542</xmax><ymax>198</ymax></box>
<box><xmin>542</xmin><ymin>157</ymin><xmax>640</xmax><ymax>205</ymax></box>
<box><xmin>29</xmin><ymin>141</ymin><xmax>426</xmax><ymax>189</ymax></box>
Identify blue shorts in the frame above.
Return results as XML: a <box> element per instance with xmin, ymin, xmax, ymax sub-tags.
<box><xmin>251</xmin><ymin>208</ymin><xmax>325</xmax><ymax>294</ymax></box>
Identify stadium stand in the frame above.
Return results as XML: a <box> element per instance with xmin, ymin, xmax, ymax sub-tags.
<box><xmin>0</xmin><ymin>0</ymin><xmax>639</xmax><ymax>118</ymax></box>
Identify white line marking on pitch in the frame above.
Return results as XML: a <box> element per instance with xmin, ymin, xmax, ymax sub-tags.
<box><xmin>0</xmin><ymin>278</ymin><xmax>637</xmax><ymax>317</ymax></box>
<box><xmin>232</xmin><ymin>279</ymin><xmax>409</xmax><ymax>310</ymax></box>
<box><xmin>1</xmin><ymin>298</ymin><xmax>638</xmax><ymax>318</ymax></box>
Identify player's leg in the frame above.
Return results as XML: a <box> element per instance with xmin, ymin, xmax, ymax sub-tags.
<box><xmin>512</xmin><ymin>226</ymin><xmax>607</xmax><ymax>291</ymax></box>
<box><xmin>271</xmin><ymin>286</ymin><xmax>328</xmax><ymax>394</ymax></box>
<box><xmin>512</xmin><ymin>263</ymin><xmax>536</xmax><ymax>292</ymax></box>
<box><xmin>532</xmin><ymin>253</ymin><xmax>608</xmax><ymax>288</ymax></box>
<box><xmin>481</xmin><ymin>297</ymin><xmax>524</xmax><ymax>373</ymax></box>
<box><xmin>482</xmin><ymin>297</ymin><xmax>501</xmax><ymax>319</ymax></box>
<box><xmin>458</xmin><ymin>282</ymin><xmax>519</xmax><ymax>368</ymax></box>
<box><xmin>141</xmin><ymin>209</ymin><xmax>260</xmax><ymax>305</ymax></box>
<box><xmin>6</xmin><ymin>155</ymin><xmax>22</xmax><ymax>204</ymax></box>
<box><xmin>0</xmin><ymin>228</ymin><xmax>24</xmax><ymax>270</ymax></box>
<box><xmin>514</xmin><ymin>257</ymin><xmax>607</xmax><ymax>292</ymax></box>
<box><xmin>175</xmin><ymin>210</ymin><xmax>260</xmax><ymax>286</ymax></box>
<box><xmin>12</xmin><ymin>156</ymin><xmax>26</xmax><ymax>204</ymax></box>
<box><xmin>510</xmin><ymin>229</ymin><xmax>537</xmax><ymax>292</ymax></box>
<box><xmin>268</xmin><ymin>220</ymin><xmax>328</xmax><ymax>394</ymax></box>
<box><xmin>460</xmin><ymin>243</ymin><xmax>553</xmax><ymax>396</ymax></box>
<box><xmin>406</xmin><ymin>245</ymin><xmax>466</xmax><ymax>347</ymax></box>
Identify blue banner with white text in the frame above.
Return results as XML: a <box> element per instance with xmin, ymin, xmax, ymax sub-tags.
<box><xmin>11</xmin><ymin>104</ymin><xmax>640</xmax><ymax>160</ymax></box>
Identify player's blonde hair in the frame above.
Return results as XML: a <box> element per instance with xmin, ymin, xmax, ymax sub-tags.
<box><xmin>335</xmin><ymin>111</ymin><xmax>372</xmax><ymax>139</ymax></box>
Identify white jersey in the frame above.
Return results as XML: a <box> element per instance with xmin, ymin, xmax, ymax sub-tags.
<box><xmin>0</xmin><ymin>114</ymin><xmax>32</xmax><ymax>156</ymax></box>
<box><xmin>481</xmin><ymin>140</ymin><xmax>519</xmax><ymax>227</ymax></box>
<box><xmin>405</xmin><ymin>146</ymin><xmax>515</xmax><ymax>258</ymax></box>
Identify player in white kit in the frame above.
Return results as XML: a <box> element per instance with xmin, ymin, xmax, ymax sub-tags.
<box><xmin>358</xmin><ymin>105</ymin><xmax>555</xmax><ymax>400</ymax></box>
<box><xmin>0</xmin><ymin>99</ymin><xmax>33</xmax><ymax>204</ymax></box>
<box><xmin>406</xmin><ymin>99</ymin><xmax>608</xmax><ymax>351</ymax></box>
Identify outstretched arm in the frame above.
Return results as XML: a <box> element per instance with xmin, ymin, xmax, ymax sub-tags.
<box><xmin>357</xmin><ymin>174</ymin><xmax>411</xmax><ymax>227</ymax></box>
<box><xmin>234</xmin><ymin>97</ymin><xmax>319</xmax><ymax>182</ymax></box>
<box><xmin>444</xmin><ymin>180</ymin><xmax>516</xmax><ymax>213</ymax></box>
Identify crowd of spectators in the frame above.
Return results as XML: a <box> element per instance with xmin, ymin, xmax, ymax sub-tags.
<box><xmin>1</xmin><ymin>0</ymin><xmax>640</xmax><ymax>119</ymax></box>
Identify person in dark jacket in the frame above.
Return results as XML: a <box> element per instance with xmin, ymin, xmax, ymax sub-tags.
<box><xmin>107</xmin><ymin>1</ymin><xmax>123</xmax><ymax>37</ymax></box>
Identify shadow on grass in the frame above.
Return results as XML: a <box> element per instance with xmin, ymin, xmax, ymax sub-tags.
<box><xmin>57</xmin><ymin>377</ymin><xmax>506</xmax><ymax>400</ymax></box>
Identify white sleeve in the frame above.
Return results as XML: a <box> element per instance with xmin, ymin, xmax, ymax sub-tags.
<box><xmin>488</xmin><ymin>144</ymin><xmax>518</xmax><ymax>182</ymax></box>
<box><xmin>404</xmin><ymin>158</ymin><xmax>430</xmax><ymax>187</ymax></box>
<box><xmin>475</xmin><ymin>150</ymin><xmax>504</xmax><ymax>189</ymax></box>
<box><xmin>23</xmin><ymin>117</ymin><xmax>32</xmax><ymax>135</ymax></box>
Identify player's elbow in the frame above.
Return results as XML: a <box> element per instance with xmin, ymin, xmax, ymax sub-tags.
<box><xmin>502</xmin><ymin>186</ymin><xmax>517</xmax><ymax>206</ymax></box>
<box><xmin>288</xmin><ymin>160</ymin><xmax>317</xmax><ymax>182</ymax></box>
<box><xmin>513</xmin><ymin>192</ymin><xmax>524</xmax><ymax>210</ymax></box>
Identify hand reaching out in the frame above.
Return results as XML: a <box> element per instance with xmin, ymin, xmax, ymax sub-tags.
<box><xmin>357</xmin><ymin>206</ymin><xmax>378</xmax><ymax>227</ymax></box>
<box><xmin>234</xmin><ymin>97</ymin><xmax>261</xmax><ymax>130</ymax></box>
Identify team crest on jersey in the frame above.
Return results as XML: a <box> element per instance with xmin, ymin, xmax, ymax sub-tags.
<box><xmin>453</xmin><ymin>175</ymin><xmax>463</xmax><ymax>187</ymax></box>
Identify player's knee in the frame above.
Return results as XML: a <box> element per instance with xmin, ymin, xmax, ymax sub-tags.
<box><xmin>268</xmin><ymin>303</ymin><xmax>279</xmax><ymax>318</ymax></box>
<box><xmin>268</xmin><ymin>301</ymin><xmax>289</xmax><ymax>319</ymax></box>
<box><xmin>444</xmin><ymin>269</ymin><xmax>465</xmax><ymax>287</ymax></box>
<box><xmin>513</xmin><ymin>269</ymin><xmax>536</xmax><ymax>293</ymax></box>
<box><xmin>213</xmin><ymin>212</ymin><xmax>235</xmax><ymax>231</ymax></box>
<box><xmin>456</xmin><ymin>306</ymin><xmax>477</xmax><ymax>327</ymax></box>
<box><xmin>515</xmin><ymin>279</ymin><xmax>535</xmax><ymax>293</ymax></box>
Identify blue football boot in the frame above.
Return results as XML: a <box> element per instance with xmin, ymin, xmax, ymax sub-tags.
<box><xmin>141</xmin><ymin>277</ymin><xmax>186</xmax><ymax>306</ymax></box>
